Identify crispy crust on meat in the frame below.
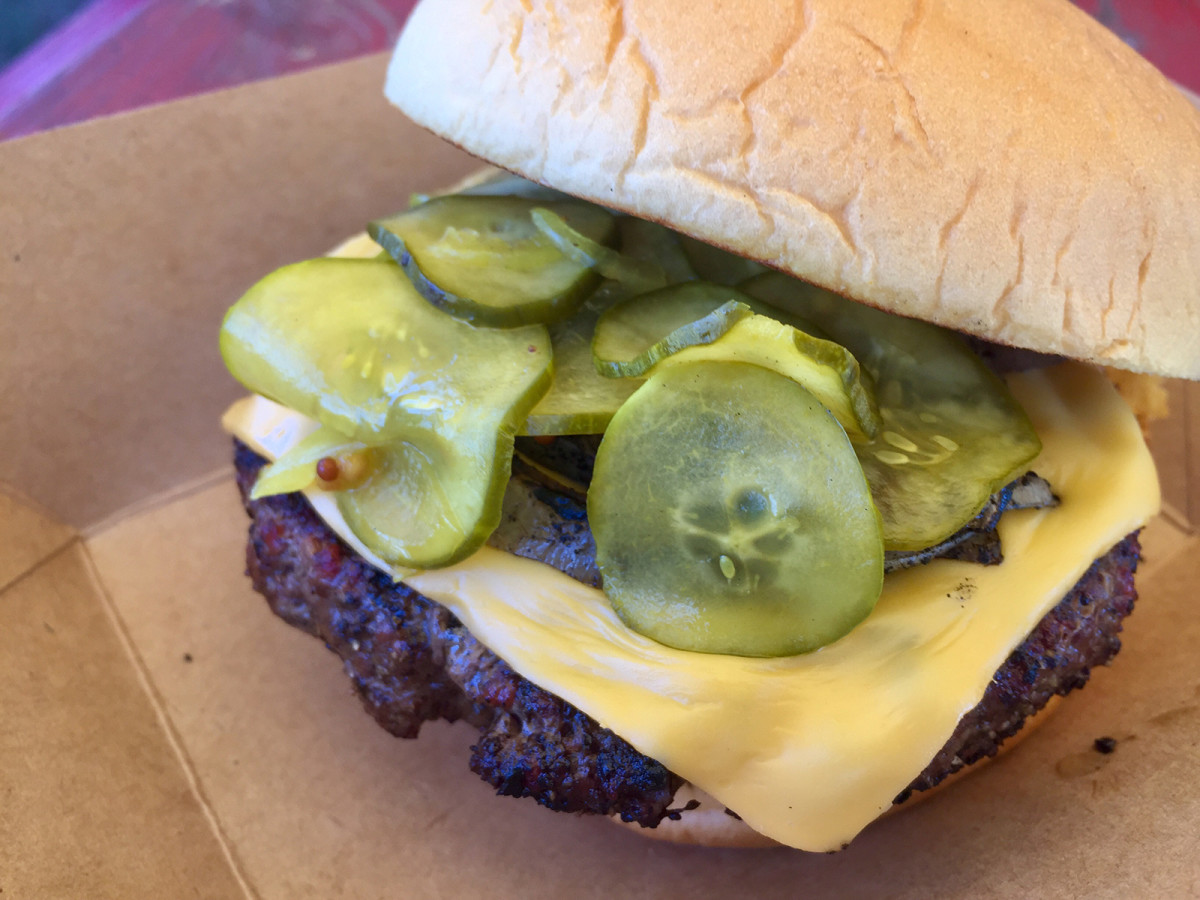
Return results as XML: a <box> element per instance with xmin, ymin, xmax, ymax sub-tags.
<box><xmin>235</xmin><ymin>442</ymin><xmax>682</xmax><ymax>826</ymax></box>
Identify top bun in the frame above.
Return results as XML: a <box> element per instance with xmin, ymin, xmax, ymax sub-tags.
<box><xmin>387</xmin><ymin>0</ymin><xmax>1200</xmax><ymax>379</ymax></box>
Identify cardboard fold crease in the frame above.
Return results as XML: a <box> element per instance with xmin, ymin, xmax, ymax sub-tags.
<box><xmin>2</xmin><ymin>52</ymin><xmax>1199</xmax><ymax>899</ymax></box>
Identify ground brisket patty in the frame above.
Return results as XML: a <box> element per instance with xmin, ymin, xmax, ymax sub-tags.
<box><xmin>234</xmin><ymin>441</ymin><xmax>1140</xmax><ymax>828</ymax></box>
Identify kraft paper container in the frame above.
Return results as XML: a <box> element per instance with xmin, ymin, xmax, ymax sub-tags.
<box><xmin>2</xmin><ymin>53</ymin><xmax>1198</xmax><ymax>898</ymax></box>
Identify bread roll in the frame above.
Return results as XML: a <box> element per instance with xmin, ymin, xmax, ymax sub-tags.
<box><xmin>387</xmin><ymin>0</ymin><xmax>1200</xmax><ymax>378</ymax></box>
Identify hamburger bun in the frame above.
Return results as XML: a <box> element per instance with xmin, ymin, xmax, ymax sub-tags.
<box><xmin>387</xmin><ymin>0</ymin><xmax>1200</xmax><ymax>378</ymax></box>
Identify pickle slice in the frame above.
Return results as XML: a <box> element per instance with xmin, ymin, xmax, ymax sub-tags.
<box><xmin>592</xmin><ymin>284</ymin><xmax>755</xmax><ymax>377</ymax></box>
<box><xmin>333</xmin><ymin>439</ymin><xmax>480</xmax><ymax>567</ymax></box>
<box><xmin>370</xmin><ymin>196</ymin><xmax>617</xmax><ymax>327</ymax></box>
<box><xmin>592</xmin><ymin>284</ymin><xmax>880</xmax><ymax>441</ymax></box>
<box><xmin>741</xmin><ymin>273</ymin><xmax>1042</xmax><ymax>550</ymax></box>
<box><xmin>591</xmin><ymin>360</ymin><xmax>884</xmax><ymax>657</ymax></box>
<box><xmin>220</xmin><ymin>257</ymin><xmax>553</xmax><ymax>567</ymax></box>
<box><xmin>531</xmin><ymin>208</ymin><xmax>669</xmax><ymax>295</ymax></box>
<box><xmin>522</xmin><ymin>283</ymin><xmax>642</xmax><ymax>436</ymax></box>
<box><xmin>660</xmin><ymin>314</ymin><xmax>881</xmax><ymax>442</ymax></box>
<box><xmin>519</xmin><ymin>217</ymin><xmax>707</xmax><ymax>436</ymax></box>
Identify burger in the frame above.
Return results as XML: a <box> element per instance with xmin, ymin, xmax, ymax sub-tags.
<box><xmin>218</xmin><ymin>0</ymin><xmax>1200</xmax><ymax>851</ymax></box>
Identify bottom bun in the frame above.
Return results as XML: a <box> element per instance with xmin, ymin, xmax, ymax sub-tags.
<box><xmin>611</xmin><ymin>695</ymin><xmax>1063</xmax><ymax>849</ymax></box>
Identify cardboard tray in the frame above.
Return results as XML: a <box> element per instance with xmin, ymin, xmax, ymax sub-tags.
<box><xmin>2</xmin><ymin>54</ymin><xmax>1199</xmax><ymax>898</ymax></box>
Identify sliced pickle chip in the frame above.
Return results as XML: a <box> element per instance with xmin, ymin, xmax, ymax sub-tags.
<box><xmin>220</xmin><ymin>257</ymin><xmax>553</xmax><ymax>567</ymax></box>
<box><xmin>335</xmin><ymin>438</ymin><xmax>488</xmax><ymax>568</ymax></box>
<box><xmin>520</xmin><ymin>219</ymin><xmax>711</xmax><ymax>436</ymax></box>
<box><xmin>659</xmin><ymin>314</ymin><xmax>881</xmax><ymax>442</ymax></box>
<box><xmin>220</xmin><ymin>258</ymin><xmax>552</xmax><ymax>443</ymax></box>
<box><xmin>370</xmin><ymin>196</ymin><xmax>617</xmax><ymax>327</ymax></box>
<box><xmin>522</xmin><ymin>282</ymin><xmax>642</xmax><ymax>436</ymax></box>
<box><xmin>741</xmin><ymin>273</ymin><xmax>1042</xmax><ymax>550</ymax></box>
<box><xmin>590</xmin><ymin>360</ymin><xmax>884</xmax><ymax>657</ymax></box>
<box><xmin>531</xmin><ymin>208</ymin><xmax>669</xmax><ymax>295</ymax></box>
<box><xmin>592</xmin><ymin>284</ymin><xmax>880</xmax><ymax>441</ymax></box>
<box><xmin>592</xmin><ymin>284</ymin><xmax>755</xmax><ymax>377</ymax></box>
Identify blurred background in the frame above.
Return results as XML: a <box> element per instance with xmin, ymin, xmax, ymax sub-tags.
<box><xmin>1</xmin><ymin>0</ymin><xmax>1197</xmax><ymax>142</ymax></box>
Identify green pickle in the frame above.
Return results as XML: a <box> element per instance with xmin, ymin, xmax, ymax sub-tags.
<box><xmin>220</xmin><ymin>257</ymin><xmax>553</xmax><ymax>567</ymax></box>
<box><xmin>370</xmin><ymin>195</ymin><xmax>617</xmax><ymax>327</ymax></box>
<box><xmin>522</xmin><ymin>282</ymin><xmax>642</xmax><ymax>436</ymax></box>
<box><xmin>590</xmin><ymin>360</ymin><xmax>884</xmax><ymax>657</ymax></box>
<box><xmin>741</xmin><ymin>273</ymin><xmax>1042</xmax><ymax>550</ymax></box>
<box><xmin>592</xmin><ymin>284</ymin><xmax>755</xmax><ymax>377</ymax></box>
<box><xmin>661</xmin><ymin>313</ymin><xmax>881</xmax><ymax>443</ymax></box>
<box><xmin>531</xmin><ymin>208</ymin><xmax>669</xmax><ymax>295</ymax></box>
<box><xmin>592</xmin><ymin>283</ymin><xmax>880</xmax><ymax>441</ymax></box>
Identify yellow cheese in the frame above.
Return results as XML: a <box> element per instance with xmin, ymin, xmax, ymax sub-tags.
<box><xmin>224</xmin><ymin>362</ymin><xmax>1158</xmax><ymax>851</ymax></box>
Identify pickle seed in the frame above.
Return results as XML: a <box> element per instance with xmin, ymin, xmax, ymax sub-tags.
<box><xmin>677</xmin><ymin>485</ymin><xmax>805</xmax><ymax>596</ymax></box>
<box><xmin>931</xmin><ymin>434</ymin><xmax>960</xmax><ymax>452</ymax></box>
<box><xmin>875</xmin><ymin>450</ymin><xmax>911</xmax><ymax>466</ymax></box>
<box><xmin>719</xmin><ymin>555</ymin><xmax>737</xmax><ymax>580</ymax></box>
<box><xmin>882</xmin><ymin>431</ymin><xmax>919</xmax><ymax>453</ymax></box>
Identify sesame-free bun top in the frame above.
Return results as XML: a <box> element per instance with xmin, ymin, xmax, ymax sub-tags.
<box><xmin>388</xmin><ymin>0</ymin><xmax>1200</xmax><ymax>379</ymax></box>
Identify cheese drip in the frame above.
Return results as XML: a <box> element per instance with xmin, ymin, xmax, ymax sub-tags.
<box><xmin>224</xmin><ymin>363</ymin><xmax>1159</xmax><ymax>851</ymax></box>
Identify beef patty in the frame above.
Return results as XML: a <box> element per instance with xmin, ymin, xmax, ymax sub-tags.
<box><xmin>233</xmin><ymin>440</ymin><xmax>1140</xmax><ymax>828</ymax></box>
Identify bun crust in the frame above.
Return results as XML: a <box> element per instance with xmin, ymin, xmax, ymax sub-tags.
<box><xmin>388</xmin><ymin>0</ymin><xmax>1200</xmax><ymax>378</ymax></box>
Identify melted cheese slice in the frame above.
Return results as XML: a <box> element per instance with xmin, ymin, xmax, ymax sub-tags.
<box><xmin>224</xmin><ymin>363</ymin><xmax>1158</xmax><ymax>851</ymax></box>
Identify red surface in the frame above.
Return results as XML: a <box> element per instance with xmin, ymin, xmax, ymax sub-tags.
<box><xmin>1074</xmin><ymin>0</ymin><xmax>1200</xmax><ymax>92</ymax></box>
<box><xmin>0</xmin><ymin>0</ymin><xmax>1197</xmax><ymax>141</ymax></box>
<box><xmin>0</xmin><ymin>0</ymin><xmax>417</xmax><ymax>140</ymax></box>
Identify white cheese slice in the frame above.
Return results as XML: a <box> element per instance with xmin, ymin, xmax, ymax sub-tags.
<box><xmin>224</xmin><ymin>362</ymin><xmax>1158</xmax><ymax>851</ymax></box>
